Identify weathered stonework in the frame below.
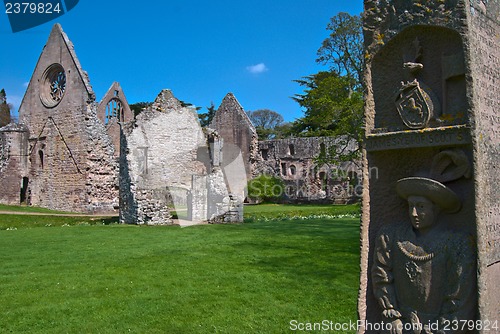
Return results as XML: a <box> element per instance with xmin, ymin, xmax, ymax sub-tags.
<box><xmin>467</xmin><ymin>0</ymin><xmax>500</xmax><ymax>326</ymax></box>
<box><xmin>0</xmin><ymin>123</ymin><xmax>29</xmax><ymax>205</ymax></box>
<box><xmin>254</xmin><ymin>137</ymin><xmax>360</xmax><ymax>203</ymax></box>
<box><xmin>119</xmin><ymin>90</ymin><xmax>242</xmax><ymax>225</ymax></box>
<box><xmin>97</xmin><ymin>82</ymin><xmax>133</xmax><ymax>158</ymax></box>
<box><xmin>360</xmin><ymin>0</ymin><xmax>499</xmax><ymax>332</ymax></box>
<box><xmin>6</xmin><ymin>24</ymin><xmax>119</xmax><ymax>213</ymax></box>
<box><xmin>209</xmin><ymin>93</ymin><xmax>258</xmax><ymax>200</ymax></box>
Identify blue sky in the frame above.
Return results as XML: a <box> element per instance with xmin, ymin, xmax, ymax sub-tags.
<box><xmin>0</xmin><ymin>1</ymin><xmax>363</xmax><ymax>122</ymax></box>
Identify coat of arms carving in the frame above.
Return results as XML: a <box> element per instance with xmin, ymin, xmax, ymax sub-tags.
<box><xmin>395</xmin><ymin>79</ymin><xmax>435</xmax><ymax>129</ymax></box>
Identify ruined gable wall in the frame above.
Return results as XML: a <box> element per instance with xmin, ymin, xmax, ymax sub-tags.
<box><xmin>18</xmin><ymin>24</ymin><xmax>117</xmax><ymax>213</ymax></box>
<box><xmin>120</xmin><ymin>90</ymin><xmax>208</xmax><ymax>225</ymax></box>
<box><xmin>97</xmin><ymin>82</ymin><xmax>133</xmax><ymax>158</ymax></box>
<box><xmin>210</xmin><ymin>93</ymin><xmax>258</xmax><ymax>182</ymax></box>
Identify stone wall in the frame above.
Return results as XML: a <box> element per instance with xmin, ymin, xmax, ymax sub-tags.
<box><xmin>1</xmin><ymin>23</ymin><xmax>364</xmax><ymax>221</ymax></box>
<box><xmin>0</xmin><ymin>123</ymin><xmax>29</xmax><ymax>205</ymax></box>
<box><xmin>359</xmin><ymin>0</ymin><xmax>499</xmax><ymax>331</ymax></box>
<box><xmin>467</xmin><ymin>0</ymin><xmax>500</xmax><ymax>326</ymax></box>
<box><xmin>12</xmin><ymin>23</ymin><xmax>117</xmax><ymax>213</ymax></box>
<box><xmin>119</xmin><ymin>89</ymin><xmax>245</xmax><ymax>225</ymax></box>
<box><xmin>209</xmin><ymin>93</ymin><xmax>258</xmax><ymax>200</ymax></box>
<box><xmin>120</xmin><ymin>90</ymin><xmax>209</xmax><ymax>225</ymax></box>
<box><xmin>97</xmin><ymin>82</ymin><xmax>133</xmax><ymax>158</ymax></box>
<box><xmin>253</xmin><ymin>137</ymin><xmax>360</xmax><ymax>203</ymax></box>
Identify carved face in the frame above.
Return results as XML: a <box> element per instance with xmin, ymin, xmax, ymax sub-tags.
<box><xmin>407</xmin><ymin>195</ymin><xmax>439</xmax><ymax>233</ymax></box>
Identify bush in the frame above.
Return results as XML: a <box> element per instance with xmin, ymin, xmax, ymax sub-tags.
<box><xmin>247</xmin><ymin>175</ymin><xmax>285</xmax><ymax>203</ymax></box>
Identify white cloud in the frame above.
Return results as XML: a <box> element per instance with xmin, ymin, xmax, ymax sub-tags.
<box><xmin>23</xmin><ymin>82</ymin><xmax>29</xmax><ymax>88</ymax></box>
<box><xmin>246</xmin><ymin>63</ymin><xmax>268</xmax><ymax>74</ymax></box>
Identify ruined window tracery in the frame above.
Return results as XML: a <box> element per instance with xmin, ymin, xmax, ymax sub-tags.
<box><xmin>105</xmin><ymin>98</ymin><xmax>124</xmax><ymax>124</ymax></box>
<box><xmin>40</xmin><ymin>63</ymin><xmax>66</xmax><ymax>108</ymax></box>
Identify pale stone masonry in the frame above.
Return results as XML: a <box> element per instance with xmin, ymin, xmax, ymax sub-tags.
<box><xmin>119</xmin><ymin>90</ymin><xmax>207</xmax><ymax>225</ymax></box>
<box><xmin>119</xmin><ymin>89</ymin><xmax>243</xmax><ymax>225</ymax></box>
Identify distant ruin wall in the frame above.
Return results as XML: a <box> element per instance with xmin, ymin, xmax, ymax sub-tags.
<box><xmin>253</xmin><ymin>137</ymin><xmax>360</xmax><ymax>204</ymax></box>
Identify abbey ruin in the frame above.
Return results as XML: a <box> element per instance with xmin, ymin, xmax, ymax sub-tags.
<box><xmin>0</xmin><ymin>24</ymin><xmax>360</xmax><ymax>224</ymax></box>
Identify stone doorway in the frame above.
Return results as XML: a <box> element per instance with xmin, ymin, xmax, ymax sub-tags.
<box><xmin>20</xmin><ymin>177</ymin><xmax>29</xmax><ymax>204</ymax></box>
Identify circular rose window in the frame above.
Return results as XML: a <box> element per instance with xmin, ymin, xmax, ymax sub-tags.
<box><xmin>40</xmin><ymin>63</ymin><xmax>66</xmax><ymax>107</ymax></box>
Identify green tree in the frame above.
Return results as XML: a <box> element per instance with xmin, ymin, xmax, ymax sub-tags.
<box><xmin>247</xmin><ymin>174</ymin><xmax>285</xmax><ymax>203</ymax></box>
<box><xmin>290</xmin><ymin>12</ymin><xmax>364</xmax><ymax>164</ymax></box>
<box><xmin>179</xmin><ymin>100</ymin><xmax>202</xmax><ymax>111</ymax></box>
<box><xmin>0</xmin><ymin>88</ymin><xmax>11</xmax><ymax>127</ymax></box>
<box><xmin>246</xmin><ymin>109</ymin><xmax>284</xmax><ymax>140</ymax></box>
<box><xmin>272</xmin><ymin>122</ymin><xmax>293</xmax><ymax>139</ymax></box>
<box><xmin>198</xmin><ymin>102</ymin><xmax>216</xmax><ymax>127</ymax></box>
<box><xmin>316</xmin><ymin>12</ymin><xmax>363</xmax><ymax>91</ymax></box>
<box><xmin>292</xmin><ymin>71</ymin><xmax>363</xmax><ymax>163</ymax></box>
<box><xmin>129</xmin><ymin>102</ymin><xmax>152</xmax><ymax>118</ymax></box>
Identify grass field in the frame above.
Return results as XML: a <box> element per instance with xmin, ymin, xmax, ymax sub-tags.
<box><xmin>0</xmin><ymin>204</ymin><xmax>75</xmax><ymax>214</ymax></box>
<box><xmin>0</xmin><ymin>204</ymin><xmax>360</xmax><ymax>333</ymax></box>
<box><xmin>244</xmin><ymin>203</ymin><xmax>360</xmax><ymax>220</ymax></box>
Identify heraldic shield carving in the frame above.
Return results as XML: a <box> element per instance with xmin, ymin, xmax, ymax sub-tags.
<box><xmin>395</xmin><ymin>79</ymin><xmax>435</xmax><ymax>129</ymax></box>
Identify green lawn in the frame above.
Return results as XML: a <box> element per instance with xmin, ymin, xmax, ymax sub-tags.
<box><xmin>0</xmin><ymin>205</ymin><xmax>360</xmax><ymax>333</ymax></box>
<box><xmin>244</xmin><ymin>203</ymin><xmax>360</xmax><ymax>220</ymax></box>
<box><xmin>0</xmin><ymin>203</ymin><xmax>76</xmax><ymax>214</ymax></box>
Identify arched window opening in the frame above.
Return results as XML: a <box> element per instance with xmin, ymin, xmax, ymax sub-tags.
<box><xmin>105</xmin><ymin>98</ymin><xmax>124</xmax><ymax>124</ymax></box>
<box><xmin>289</xmin><ymin>165</ymin><xmax>296</xmax><ymax>176</ymax></box>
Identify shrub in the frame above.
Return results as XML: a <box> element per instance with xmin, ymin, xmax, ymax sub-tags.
<box><xmin>247</xmin><ymin>175</ymin><xmax>285</xmax><ymax>203</ymax></box>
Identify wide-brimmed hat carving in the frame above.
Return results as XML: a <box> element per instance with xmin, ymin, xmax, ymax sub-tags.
<box><xmin>396</xmin><ymin>177</ymin><xmax>461</xmax><ymax>213</ymax></box>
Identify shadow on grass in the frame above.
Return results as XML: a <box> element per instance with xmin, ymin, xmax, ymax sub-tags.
<box><xmin>101</xmin><ymin>216</ymin><xmax>120</xmax><ymax>225</ymax></box>
<box><xmin>228</xmin><ymin>218</ymin><xmax>360</xmax><ymax>286</ymax></box>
